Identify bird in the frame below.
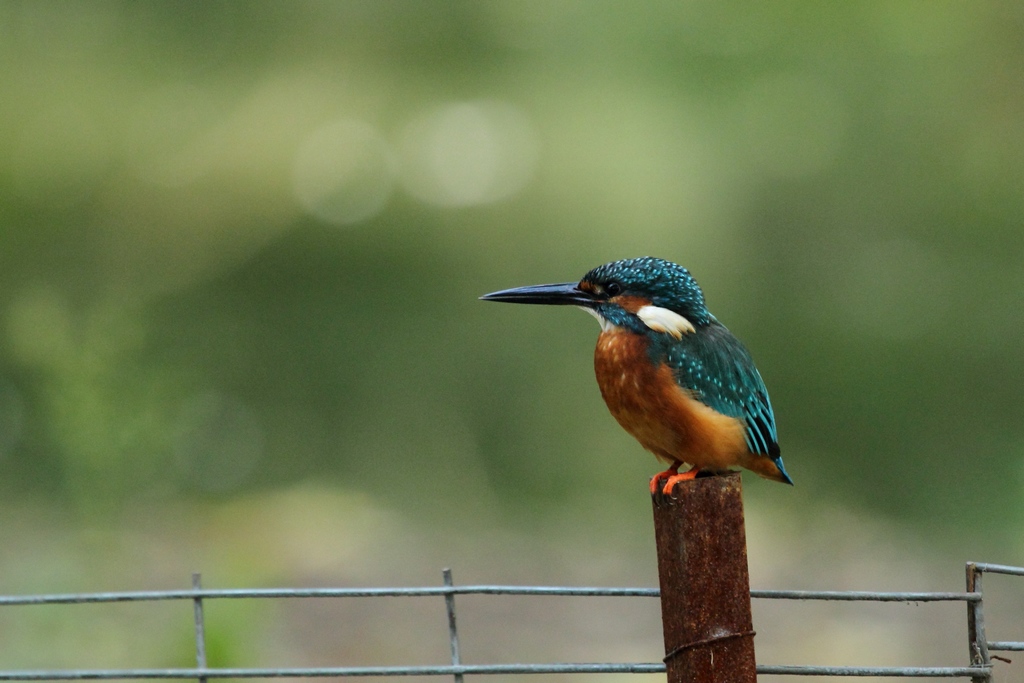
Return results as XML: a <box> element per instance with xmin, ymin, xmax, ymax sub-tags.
<box><xmin>480</xmin><ymin>256</ymin><xmax>792</xmax><ymax>495</ymax></box>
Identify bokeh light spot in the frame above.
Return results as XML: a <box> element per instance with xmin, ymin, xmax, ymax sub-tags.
<box><xmin>398</xmin><ymin>100</ymin><xmax>539</xmax><ymax>207</ymax></box>
<box><xmin>292</xmin><ymin>120</ymin><xmax>395</xmax><ymax>225</ymax></box>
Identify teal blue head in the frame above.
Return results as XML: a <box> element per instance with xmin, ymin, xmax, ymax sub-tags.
<box><xmin>481</xmin><ymin>257</ymin><xmax>712</xmax><ymax>336</ymax></box>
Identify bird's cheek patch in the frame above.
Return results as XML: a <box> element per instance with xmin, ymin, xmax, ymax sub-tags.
<box><xmin>636</xmin><ymin>305</ymin><xmax>696</xmax><ymax>339</ymax></box>
<box><xmin>609</xmin><ymin>295</ymin><xmax>651</xmax><ymax>314</ymax></box>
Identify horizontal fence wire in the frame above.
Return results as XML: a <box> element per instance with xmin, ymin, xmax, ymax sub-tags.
<box><xmin>0</xmin><ymin>665</ymin><xmax>668</xmax><ymax>680</ymax></box>
<box><xmin>0</xmin><ymin>586</ymin><xmax>661</xmax><ymax>606</ymax></box>
<box><xmin>0</xmin><ymin>562</ymin><xmax>1018</xmax><ymax>680</ymax></box>
<box><xmin>989</xmin><ymin>642</ymin><xmax>1024</xmax><ymax>652</ymax></box>
<box><xmin>0</xmin><ymin>664</ymin><xmax>997</xmax><ymax>680</ymax></box>
<box><xmin>751</xmin><ymin>590</ymin><xmax>980</xmax><ymax>602</ymax></box>
<box><xmin>974</xmin><ymin>563</ymin><xmax>1024</xmax><ymax>577</ymax></box>
<box><xmin>0</xmin><ymin>587</ymin><xmax>982</xmax><ymax>606</ymax></box>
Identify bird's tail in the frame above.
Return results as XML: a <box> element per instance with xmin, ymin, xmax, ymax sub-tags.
<box><xmin>770</xmin><ymin>455</ymin><xmax>794</xmax><ymax>485</ymax></box>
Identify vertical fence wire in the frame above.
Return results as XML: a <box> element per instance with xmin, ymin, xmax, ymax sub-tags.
<box><xmin>442</xmin><ymin>569</ymin><xmax>464</xmax><ymax>683</ymax></box>
<box><xmin>966</xmin><ymin>563</ymin><xmax>992</xmax><ymax>683</ymax></box>
<box><xmin>192</xmin><ymin>573</ymin><xmax>208</xmax><ymax>683</ymax></box>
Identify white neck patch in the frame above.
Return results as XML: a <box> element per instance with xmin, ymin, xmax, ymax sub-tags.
<box><xmin>636</xmin><ymin>305</ymin><xmax>695</xmax><ymax>339</ymax></box>
<box><xmin>579</xmin><ymin>306</ymin><xmax>617</xmax><ymax>332</ymax></box>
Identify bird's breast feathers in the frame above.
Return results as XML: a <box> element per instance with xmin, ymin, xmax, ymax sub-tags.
<box><xmin>593</xmin><ymin>329</ymin><xmax>748</xmax><ymax>470</ymax></box>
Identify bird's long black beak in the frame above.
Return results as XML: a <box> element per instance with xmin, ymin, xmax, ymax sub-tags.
<box><xmin>480</xmin><ymin>282</ymin><xmax>596</xmax><ymax>307</ymax></box>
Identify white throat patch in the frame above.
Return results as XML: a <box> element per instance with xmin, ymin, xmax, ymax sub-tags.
<box><xmin>579</xmin><ymin>306</ymin><xmax>617</xmax><ymax>332</ymax></box>
<box><xmin>636</xmin><ymin>305</ymin><xmax>695</xmax><ymax>339</ymax></box>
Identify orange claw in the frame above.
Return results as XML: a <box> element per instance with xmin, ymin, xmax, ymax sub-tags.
<box><xmin>660</xmin><ymin>466</ymin><xmax>701</xmax><ymax>495</ymax></box>
<box><xmin>649</xmin><ymin>460</ymin><xmax>682</xmax><ymax>495</ymax></box>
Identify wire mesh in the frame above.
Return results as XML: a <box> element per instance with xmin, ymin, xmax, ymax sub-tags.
<box><xmin>0</xmin><ymin>562</ymin><xmax>1018</xmax><ymax>680</ymax></box>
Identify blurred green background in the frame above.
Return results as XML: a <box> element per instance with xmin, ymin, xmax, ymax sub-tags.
<box><xmin>1</xmin><ymin>0</ymin><xmax>1023</xmax><ymax>676</ymax></box>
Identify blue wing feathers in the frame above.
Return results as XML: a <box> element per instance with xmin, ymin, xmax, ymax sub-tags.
<box><xmin>654</xmin><ymin>322</ymin><xmax>780</xmax><ymax>458</ymax></box>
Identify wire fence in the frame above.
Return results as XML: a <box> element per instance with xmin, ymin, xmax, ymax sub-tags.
<box><xmin>0</xmin><ymin>562</ymin><xmax>1019</xmax><ymax>680</ymax></box>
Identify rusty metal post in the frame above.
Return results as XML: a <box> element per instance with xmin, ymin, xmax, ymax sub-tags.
<box><xmin>652</xmin><ymin>472</ymin><xmax>757</xmax><ymax>683</ymax></box>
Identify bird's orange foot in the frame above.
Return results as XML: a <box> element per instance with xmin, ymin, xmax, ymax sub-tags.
<box><xmin>649</xmin><ymin>468</ymin><xmax>678</xmax><ymax>496</ymax></box>
<box><xmin>660</xmin><ymin>466</ymin><xmax>701</xmax><ymax>495</ymax></box>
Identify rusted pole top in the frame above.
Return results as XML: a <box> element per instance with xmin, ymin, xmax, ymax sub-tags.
<box><xmin>652</xmin><ymin>472</ymin><xmax>756</xmax><ymax>683</ymax></box>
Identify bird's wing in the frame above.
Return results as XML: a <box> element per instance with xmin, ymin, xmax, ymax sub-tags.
<box><xmin>658</xmin><ymin>322</ymin><xmax>780</xmax><ymax>457</ymax></box>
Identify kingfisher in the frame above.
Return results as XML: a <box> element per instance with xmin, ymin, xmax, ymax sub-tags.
<box><xmin>481</xmin><ymin>256</ymin><xmax>792</xmax><ymax>495</ymax></box>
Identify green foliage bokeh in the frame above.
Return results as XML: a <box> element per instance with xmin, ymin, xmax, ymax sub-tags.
<box><xmin>1</xmin><ymin>1</ymin><xmax>1022</xmax><ymax>557</ymax></box>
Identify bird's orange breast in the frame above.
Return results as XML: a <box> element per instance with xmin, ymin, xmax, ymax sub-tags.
<box><xmin>593</xmin><ymin>329</ymin><xmax>749</xmax><ymax>470</ymax></box>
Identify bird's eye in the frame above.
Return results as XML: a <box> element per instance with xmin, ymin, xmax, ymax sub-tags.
<box><xmin>605</xmin><ymin>282</ymin><xmax>622</xmax><ymax>297</ymax></box>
